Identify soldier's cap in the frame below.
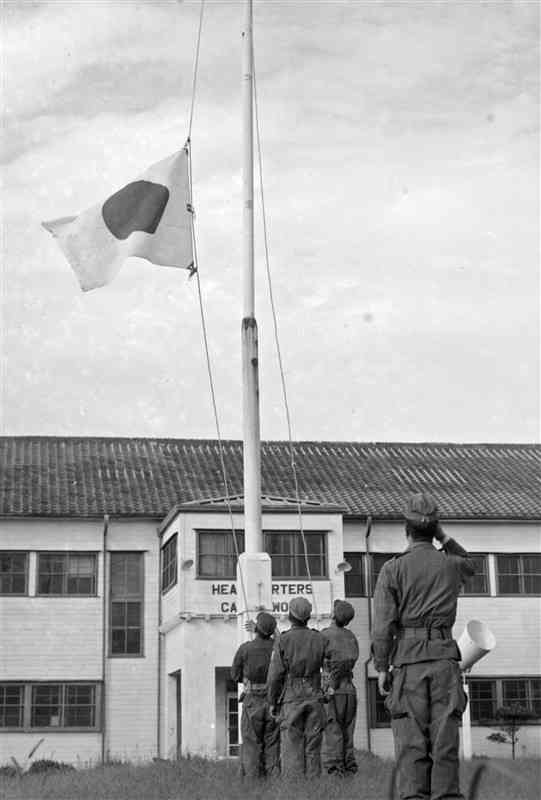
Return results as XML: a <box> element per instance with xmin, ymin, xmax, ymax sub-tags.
<box><xmin>289</xmin><ymin>597</ymin><xmax>312</xmax><ymax>622</ymax></box>
<box><xmin>404</xmin><ymin>491</ymin><xmax>439</xmax><ymax>527</ymax></box>
<box><xmin>255</xmin><ymin>611</ymin><xmax>276</xmax><ymax>637</ymax></box>
<box><xmin>333</xmin><ymin>599</ymin><xmax>355</xmax><ymax>625</ymax></box>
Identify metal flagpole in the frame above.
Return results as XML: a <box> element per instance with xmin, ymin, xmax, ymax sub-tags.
<box><xmin>241</xmin><ymin>0</ymin><xmax>263</xmax><ymax>554</ymax></box>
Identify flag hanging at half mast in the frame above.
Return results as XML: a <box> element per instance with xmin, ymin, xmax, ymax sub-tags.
<box><xmin>42</xmin><ymin>148</ymin><xmax>194</xmax><ymax>291</ymax></box>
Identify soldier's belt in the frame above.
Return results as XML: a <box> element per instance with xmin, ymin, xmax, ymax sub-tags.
<box><xmin>286</xmin><ymin>675</ymin><xmax>321</xmax><ymax>689</ymax></box>
<box><xmin>398</xmin><ymin>627</ymin><xmax>452</xmax><ymax>640</ymax></box>
<box><xmin>243</xmin><ymin>680</ymin><xmax>267</xmax><ymax>694</ymax></box>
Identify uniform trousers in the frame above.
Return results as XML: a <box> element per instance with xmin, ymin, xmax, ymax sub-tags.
<box><xmin>240</xmin><ymin>693</ymin><xmax>280</xmax><ymax>778</ymax></box>
<box><xmin>279</xmin><ymin>687</ymin><xmax>326</xmax><ymax>778</ymax></box>
<box><xmin>386</xmin><ymin>659</ymin><xmax>467</xmax><ymax>800</ymax></box>
<box><xmin>321</xmin><ymin>686</ymin><xmax>358</xmax><ymax>774</ymax></box>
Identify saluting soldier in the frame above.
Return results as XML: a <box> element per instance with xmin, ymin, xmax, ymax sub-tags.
<box><xmin>231</xmin><ymin>611</ymin><xmax>280</xmax><ymax>778</ymax></box>
<box><xmin>372</xmin><ymin>492</ymin><xmax>475</xmax><ymax>800</ymax></box>
<box><xmin>266</xmin><ymin>597</ymin><xmax>326</xmax><ymax>778</ymax></box>
<box><xmin>320</xmin><ymin>599</ymin><xmax>360</xmax><ymax>775</ymax></box>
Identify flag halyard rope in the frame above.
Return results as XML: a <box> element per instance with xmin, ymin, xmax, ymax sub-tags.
<box><xmin>185</xmin><ymin>2</ymin><xmax>251</xmax><ymax>625</ymax></box>
<box><xmin>252</xmin><ymin>38</ymin><xmax>319</xmax><ymax>620</ymax></box>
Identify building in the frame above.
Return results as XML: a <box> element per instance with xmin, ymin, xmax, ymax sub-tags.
<box><xmin>1</xmin><ymin>436</ymin><xmax>540</xmax><ymax>765</ymax></box>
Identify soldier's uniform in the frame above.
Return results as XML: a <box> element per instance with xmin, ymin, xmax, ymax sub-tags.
<box><xmin>266</xmin><ymin>597</ymin><xmax>326</xmax><ymax>778</ymax></box>
<box><xmin>321</xmin><ymin>600</ymin><xmax>360</xmax><ymax>775</ymax></box>
<box><xmin>372</xmin><ymin>493</ymin><xmax>475</xmax><ymax>800</ymax></box>
<box><xmin>231</xmin><ymin>612</ymin><xmax>279</xmax><ymax>778</ymax></box>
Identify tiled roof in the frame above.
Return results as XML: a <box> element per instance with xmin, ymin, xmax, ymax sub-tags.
<box><xmin>0</xmin><ymin>437</ymin><xmax>539</xmax><ymax>520</ymax></box>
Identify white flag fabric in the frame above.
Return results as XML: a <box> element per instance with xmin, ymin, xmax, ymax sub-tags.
<box><xmin>42</xmin><ymin>149</ymin><xmax>194</xmax><ymax>291</ymax></box>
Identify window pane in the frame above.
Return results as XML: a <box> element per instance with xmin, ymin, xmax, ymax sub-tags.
<box><xmin>0</xmin><ymin>552</ymin><xmax>27</xmax><ymax>594</ymax></box>
<box><xmin>371</xmin><ymin>554</ymin><xmax>398</xmax><ymax>593</ymax></box>
<box><xmin>64</xmin><ymin>685</ymin><xmax>95</xmax><ymax>728</ymax></box>
<box><xmin>265</xmin><ymin>532</ymin><xmax>327</xmax><ymax>578</ymax></box>
<box><xmin>530</xmin><ymin>679</ymin><xmax>541</xmax><ymax>717</ymax></box>
<box><xmin>498</xmin><ymin>574</ymin><xmax>520</xmax><ymax>594</ymax></box>
<box><xmin>0</xmin><ymin>685</ymin><xmax>24</xmax><ymax>728</ymax></box>
<box><xmin>469</xmin><ymin>680</ymin><xmax>497</xmax><ymax>723</ymax></box>
<box><xmin>111</xmin><ymin>629</ymin><xmax>126</xmax><ymax>654</ymax></box>
<box><xmin>522</xmin><ymin>555</ymin><xmax>541</xmax><ymax>574</ymax></box>
<box><xmin>498</xmin><ymin>554</ymin><xmax>519</xmax><ymax>573</ymax></box>
<box><xmin>38</xmin><ymin>573</ymin><xmax>63</xmax><ymax>594</ymax></box>
<box><xmin>126</xmin><ymin>629</ymin><xmax>141</xmax><ymax>653</ymax></box>
<box><xmin>462</xmin><ymin>555</ymin><xmax>488</xmax><ymax>595</ymax></box>
<box><xmin>502</xmin><ymin>680</ymin><xmax>527</xmax><ymax>705</ymax></box>
<box><xmin>198</xmin><ymin>533</ymin><xmax>244</xmax><ymax>579</ymax></box>
<box><xmin>31</xmin><ymin>684</ymin><xmax>61</xmax><ymax>727</ymax></box>
<box><xmin>126</xmin><ymin>602</ymin><xmax>141</xmax><ymax>626</ymax></box>
<box><xmin>524</xmin><ymin>575</ymin><xmax>541</xmax><ymax>594</ymax></box>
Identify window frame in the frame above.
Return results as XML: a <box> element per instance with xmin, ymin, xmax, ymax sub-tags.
<box><xmin>460</xmin><ymin>553</ymin><xmax>490</xmax><ymax>596</ymax></box>
<box><xmin>109</xmin><ymin>552</ymin><xmax>145</xmax><ymax>658</ymax></box>
<box><xmin>0</xmin><ymin>551</ymin><xmax>28</xmax><ymax>596</ymax></box>
<box><xmin>467</xmin><ymin>676</ymin><xmax>541</xmax><ymax>725</ymax></box>
<box><xmin>263</xmin><ymin>531</ymin><xmax>328</xmax><ymax>580</ymax></box>
<box><xmin>196</xmin><ymin>530</ymin><xmax>245</xmax><ymax>580</ymax></box>
<box><xmin>343</xmin><ymin>551</ymin><xmax>366</xmax><ymax>597</ymax></box>
<box><xmin>36</xmin><ymin>552</ymin><xmax>98</xmax><ymax>597</ymax></box>
<box><xmin>161</xmin><ymin>534</ymin><xmax>178</xmax><ymax>594</ymax></box>
<box><xmin>495</xmin><ymin>553</ymin><xmax>541</xmax><ymax>596</ymax></box>
<box><xmin>368</xmin><ymin>678</ymin><xmax>391</xmax><ymax>728</ymax></box>
<box><xmin>0</xmin><ymin>682</ymin><xmax>101</xmax><ymax>732</ymax></box>
<box><xmin>0</xmin><ymin>683</ymin><xmax>25</xmax><ymax>728</ymax></box>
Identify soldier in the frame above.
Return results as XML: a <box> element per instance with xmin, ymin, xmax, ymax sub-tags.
<box><xmin>372</xmin><ymin>492</ymin><xmax>475</xmax><ymax>800</ymax></box>
<box><xmin>231</xmin><ymin>611</ymin><xmax>280</xmax><ymax>778</ymax></box>
<box><xmin>266</xmin><ymin>596</ymin><xmax>326</xmax><ymax>778</ymax></box>
<box><xmin>321</xmin><ymin>599</ymin><xmax>360</xmax><ymax>775</ymax></box>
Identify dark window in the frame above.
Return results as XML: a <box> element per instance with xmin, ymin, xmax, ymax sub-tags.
<box><xmin>0</xmin><ymin>552</ymin><xmax>28</xmax><ymax>595</ymax></box>
<box><xmin>502</xmin><ymin>678</ymin><xmax>541</xmax><ymax>718</ymax></box>
<box><xmin>469</xmin><ymin>679</ymin><xmax>497</xmax><ymax>724</ymax></box>
<box><xmin>461</xmin><ymin>554</ymin><xmax>489</xmax><ymax>595</ymax></box>
<box><xmin>370</xmin><ymin>553</ymin><xmax>399</xmax><ymax>594</ymax></box>
<box><xmin>0</xmin><ymin>685</ymin><xmax>24</xmax><ymax>727</ymax></box>
<box><xmin>161</xmin><ymin>535</ymin><xmax>178</xmax><ymax>593</ymax></box>
<box><xmin>110</xmin><ymin>553</ymin><xmax>144</xmax><ymax>656</ymax></box>
<box><xmin>227</xmin><ymin>693</ymin><xmax>240</xmax><ymax>757</ymax></box>
<box><xmin>496</xmin><ymin>554</ymin><xmax>541</xmax><ymax>595</ymax></box>
<box><xmin>264</xmin><ymin>532</ymin><xmax>327</xmax><ymax>578</ymax></box>
<box><xmin>198</xmin><ymin>531</ymin><xmax>245</xmax><ymax>579</ymax></box>
<box><xmin>31</xmin><ymin>684</ymin><xmax>97</xmax><ymax>728</ymax></box>
<box><xmin>344</xmin><ymin>552</ymin><xmax>365</xmax><ymax>597</ymax></box>
<box><xmin>37</xmin><ymin>553</ymin><xmax>97</xmax><ymax>596</ymax></box>
<box><xmin>368</xmin><ymin>678</ymin><xmax>390</xmax><ymax>727</ymax></box>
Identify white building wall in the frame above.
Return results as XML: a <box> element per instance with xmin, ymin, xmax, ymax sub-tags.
<box><xmin>0</xmin><ymin>518</ymin><xmax>160</xmax><ymax>765</ymax></box>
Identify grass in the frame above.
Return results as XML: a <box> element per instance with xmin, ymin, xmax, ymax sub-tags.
<box><xmin>0</xmin><ymin>753</ymin><xmax>539</xmax><ymax>800</ymax></box>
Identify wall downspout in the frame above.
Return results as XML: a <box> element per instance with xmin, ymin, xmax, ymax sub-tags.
<box><xmin>101</xmin><ymin>514</ymin><xmax>109</xmax><ymax>765</ymax></box>
<box><xmin>363</xmin><ymin>515</ymin><xmax>373</xmax><ymax>753</ymax></box>
<box><xmin>157</xmin><ymin>528</ymin><xmax>163</xmax><ymax>759</ymax></box>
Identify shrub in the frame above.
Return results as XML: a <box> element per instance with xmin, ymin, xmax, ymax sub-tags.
<box><xmin>27</xmin><ymin>759</ymin><xmax>75</xmax><ymax>775</ymax></box>
<box><xmin>0</xmin><ymin>765</ymin><xmax>18</xmax><ymax>778</ymax></box>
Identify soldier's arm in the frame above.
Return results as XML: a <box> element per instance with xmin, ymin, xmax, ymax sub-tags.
<box><xmin>266</xmin><ymin>638</ymin><xmax>286</xmax><ymax>706</ymax></box>
<box><xmin>231</xmin><ymin>644</ymin><xmax>245</xmax><ymax>684</ymax></box>
<box><xmin>437</xmin><ymin>524</ymin><xmax>476</xmax><ymax>578</ymax></box>
<box><xmin>371</xmin><ymin>563</ymin><xmax>399</xmax><ymax>672</ymax></box>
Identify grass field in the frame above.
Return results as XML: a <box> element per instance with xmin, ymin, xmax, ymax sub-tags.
<box><xmin>0</xmin><ymin>753</ymin><xmax>539</xmax><ymax>800</ymax></box>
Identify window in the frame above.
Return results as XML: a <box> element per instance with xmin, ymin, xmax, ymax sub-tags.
<box><xmin>370</xmin><ymin>553</ymin><xmax>399</xmax><ymax>594</ymax></box>
<box><xmin>0</xmin><ymin>552</ymin><xmax>27</xmax><ymax>595</ymax></box>
<box><xmin>197</xmin><ymin>531</ymin><xmax>245</xmax><ymax>579</ymax></box>
<box><xmin>461</xmin><ymin>554</ymin><xmax>489</xmax><ymax>595</ymax></box>
<box><xmin>30</xmin><ymin>683</ymin><xmax>97</xmax><ymax>729</ymax></box>
<box><xmin>469</xmin><ymin>679</ymin><xmax>497</xmax><ymax>724</ymax></box>
<box><xmin>368</xmin><ymin>678</ymin><xmax>390</xmax><ymax>727</ymax></box>
<box><xmin>0</xmin><ymin>685</ymin><xmax>24</xmax><ymax>728</ymax></box>
<box><xmin>264</xmin><ymin>532</ymin><xmax>327</xmax><ymax>578</ymax></box>
<box><xmin>344</xmin><ymin>552</ymin><xmax>365</xmax><ymax>597</ymax></box>
<box><xmin>502</xmin><ymin>678</ymin><xmax>541</xmax><ymax>717</ymax></box>
<box><xmin>161</xmin><ymin>535</ymin><xmax>178</xmax><ymax>593</ymax></box>
<box><xmin>226</xmin><ymin>692</ymin><xmax>240</xmax><ymax>757</ymax></box>
<box><xmin>496</xmin><ymin>554</ymin><xmax>541</xmax><ymax>595</ymax></box>
<box><xmin>37</xmin><ymin>552</ymin><xmax>97</xmax><ymax>595</ymax></box>
<box><xmin>110</xmin><ymin>553</ymin><xmax>144</xmax><ymax>656</ymax></box>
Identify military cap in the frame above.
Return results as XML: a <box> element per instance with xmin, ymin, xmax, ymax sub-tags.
<box><xmin>255</xmin><ymin>611</ymin><xmax>277</xmax><ymax>637</ymax></box>
<box><xmin>404</xmin><ymin>492</ymin><xmax>439</xmax><ymax>527</ymax></box>
<box><xmin>289</xmin><ymin>597</ymin><xmax>312</xmax><ymax>622</ymax></box>
<box><xmin>333</xmin><ymin>599</ymin><xmax>355</xmax><ymax>625</ymax></box>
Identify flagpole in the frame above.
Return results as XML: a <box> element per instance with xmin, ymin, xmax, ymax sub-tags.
<box><xmin>242</xmin><ymin>0</ymin><xmax>262</xmax><ymax>554</ymax></box>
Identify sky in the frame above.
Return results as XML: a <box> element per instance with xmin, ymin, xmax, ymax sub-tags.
<box><xmin>1</xmin><ymin>0</ymin><xmax>539</xmax><ymax>444</ymax></box>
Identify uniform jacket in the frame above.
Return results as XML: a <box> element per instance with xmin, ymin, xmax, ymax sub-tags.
<box><xmin>320</xmin><ymin>623</ymin><xmax>359</xmax><ymax>690</ymax></box>
<box><xmin>371</xmin><ymin>538</ymin><xmax>475</xmax><ymax>671</ymax></box>
<box><xmin>231</xmin><ymin>636</ymin><xmax>274</xmax><ymax>685</ymax></box>
<box><xmin>267</xmin><ymin>623</ymin><xmax>326</xmax><ymax>706</ymax></box>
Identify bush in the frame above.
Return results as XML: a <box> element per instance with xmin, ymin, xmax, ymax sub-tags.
<box><xmin>0</xmin><ymin>765</ymin><xmax>18</xmax><ymax>778</ymax></box>
<box><xmin>27</xmin><ymin>759</ymin><xmax>75</xmax><ymax>775</ymax></box>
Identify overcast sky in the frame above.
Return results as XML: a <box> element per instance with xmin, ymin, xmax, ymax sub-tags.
<box><xmin>1</xmin><ymin>0</ymin><xmax>539</xmax><ymax>444</ymax></box>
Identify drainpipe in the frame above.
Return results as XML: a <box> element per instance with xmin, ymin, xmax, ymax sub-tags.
<box><xmin>101</xmin><ymin>514</ymin><xmax>109</xmax><ymax>765</ymax></box>
<box><xmin>157</xmin><ymin>528</ymin><xmax>163</xmax><ymax>759</ymax></box>
<box><xmin>363</xmin><ymin>515</ymin><xmax>373</xmax><ymax>753</ymax></box>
